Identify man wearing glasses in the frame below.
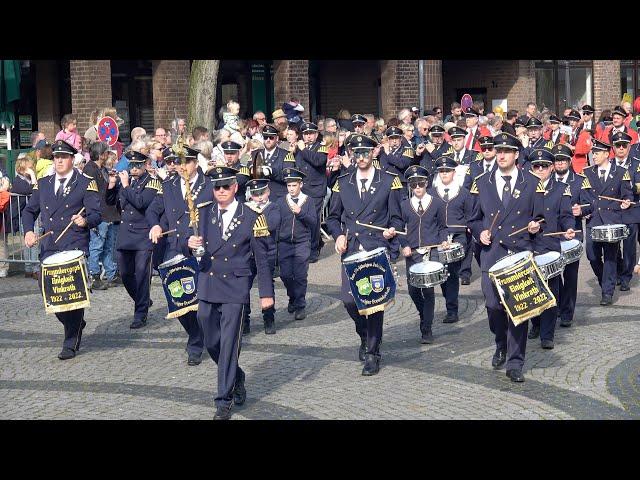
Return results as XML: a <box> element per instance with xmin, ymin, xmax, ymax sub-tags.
<box><xmin>253</xmin><ymin>111</ymin><xmax>267</xmax><ymax>129</ymax></box>
<box><xmin>418</xmin><ymin>125</ymin><xmax>448</xmax><ymax>174</ymax></box>
<box><xmin>606</xmin><ymin>106</ymin><xmax>639</xmax><ymax>159</ymax></box>
<box><xmin>155</xmin><ymin>128</ymin><xmax>168</xmax><ymax>146</ymax></box>
<box><xmin>187</xmin><ymin>166</ymin><xmax>274</xmax><ymax>420</ymax></box>
<box><xmin>463</xmin><ymin>107</ymin><xmax>491</xmax><ymax>153</ymax></box>
<box><xmin>248</xmin><ymin>125</ymin><xmax>293</xmax><ymax>202</ymax></box>
<box><xmin>520</xmin><ymin>116</ymin><xmax>554</xmax><ymax>170</ymax></box>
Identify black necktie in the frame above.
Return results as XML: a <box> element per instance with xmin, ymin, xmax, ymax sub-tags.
<box><xmin>558</xmin><ymin>175</ymin><xmax>565</xmax><ymax>183</ymax></box>
<box><xmin>360</xmin><ymin>179</ymin><xmax>368</xmax><ymax>201</ymax></box>
<box><xmin>443</xmin><ymin>188</ymin><xmax>449</xmax><ymax>202</ymax></box>
<box><xmin>218</xmin><ymin>209</ymin><xmax>227</xmax><ymax>232</ymax></box>
<box><xmin>56</xmin><ymin>178</ymin><xmax>66</xmax><ymax>199</ymax></box>
<box><xmin>599</xmin><ymin>169</ymin><xmax>606</xmax><ymax>183</ymax></box>
<box><xmin>455</xmin><ymin>152</ymin><xmax>460</xmax><ymax>163</ymax></box>
<box><xmin>417</xmin><ymin>199</ymin><xmax>424</xmax><ymax>214</ymax></box>
<box><xmin>292</xmin><ymin>197</ymin><xmax>299</xmax><ymax>204</ymax></box>
<box><xmin>502</xmin><ymin>175</ymin><xmax>512</xmax><ymax>207</ymax></box>
<box><xmin>485</xmin><ymin>163</ymin><xmax>491</xmax><ymax>173</ymax></box>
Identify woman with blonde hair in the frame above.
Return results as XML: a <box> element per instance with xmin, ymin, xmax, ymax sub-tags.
<box><xmin>9</xmin><ymin>156</ymin><xmax>39</xmax><ymax>277</ymax></box>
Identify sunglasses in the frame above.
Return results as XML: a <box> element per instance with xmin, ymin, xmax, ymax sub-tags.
<box><xmin>532</xmin><ymin>164</ymin><xmax>550</xmax><ymax>170</ymax></box>
<box><xmin>614</xmin><ymin>143</ymin><xmax>629</xmax><ymax>149</ymax></box>
<box><xmin>481</xmin><ymin>146</ymin><xmax>494</xmax><ymax>152</ymax></box>
<box><xmin>164</xmin><ymin>159</ymin><xmax>175</xmax><ymax>165</ymax></box>
<box><xmin>410</xmin><ymin>181</ymin><xmax>426</xmax><ymax>188</ymax></box>
<box><xmin>214</xmin><ymin>184</ymin><xmax>233</xmax><ymax>190</ymax></box>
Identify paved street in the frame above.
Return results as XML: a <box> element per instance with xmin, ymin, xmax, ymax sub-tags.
<box><xmin>1</xmin><ymin>246</ymin><xmax>639</xmax><ymax>420</ymax></box>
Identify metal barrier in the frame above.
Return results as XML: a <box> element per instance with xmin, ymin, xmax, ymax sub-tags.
<box><xmin>320</xmin><ymin>188</ymin><xmax>332</xmax><ymax>241</ymax></box>
<box><xmin>0</xmin><ymin>192</ymin><xmax>40</xmax><ymax>266</ymax></box>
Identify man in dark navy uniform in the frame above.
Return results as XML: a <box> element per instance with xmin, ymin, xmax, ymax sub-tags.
<box><xmin>248</xmin><ymin>125</ymin><xmax>295</xmax><ymax>202</ymax></box>
<box><xmin>526</xmin><ymin>149</ymin><xmax>576</xmax><ymax>349</ymax></box>
<box><xmin>22</xmin><ymin>140</ymin><xmax>102</xmax><ymax>360</ymax></box>
<box><xmin>434</xmin><ymin>127</ymin><xmax>476</xmax><ymax>191</ymax></box>
<box><xmin>418</xmin><ymin>124</ymin><xmax>449</xmax><ymax>175</ymax></box>
<box><xmin>377</xmin><ymin>126</ymin><xmax>413</xmax><ymax>184</ymax></box>
<box><xmin>351</xmin><ymin>114</ymin><xmax>367</xmax><ymax>135</ymax></box>
<box><xmin>187</xmin><ymin>167</ymin><xmax>274</xmax><ymax>420</ymax></box>
<box><xmin>520</xmin><ymin>117</ymin><xmax>554</xmax><ymax>169</ymax></box>
<box><xmin>468</xmin><ymin>132</ymin><xmax>545</xmax><ymax>382</ymax></box>
<box><xmin>146</xmin><ymin>145</ymin><xmax>209</xmax><ymax>365</ymax></box>
<box><xmin>210</xmin><ymin>141</ymin><xmax>251</xmax><ymax>203</ymax></box>
<box><xmin>293</xmin><ymin>121</ymin><xmax>328</xmax><ymax>263</ymax></box>
<box><xmin>576</xmin><ymin>137</ymin><xmax>633</xmax><ymax>305</ymax></box>
<box><xmin>463</xmin><ymin>136</ymin><xmax>497</xmax><ymax>190</ymax></box>
<box><xmin>106</xmin><ymin>150</ymin><xmax>160</xmax><ymax>328</ymax></box>
<box><xmin>547</xmin><ymin>115</ymin><xmax>563</xmax><ymax>145</ymax></box>
<box><xmin>326</xmin><ymin>135</ymin><xmax>404</xmax><ymax>376</ymax></box>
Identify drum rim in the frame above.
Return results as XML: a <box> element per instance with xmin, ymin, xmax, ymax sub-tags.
<box><xmin>410</xmin><ymin>261</ymin><xmax>445</xmax><ymax>273</ymax></box>
<box><xmin>158</xmin><ymin>254</ymin><xmax>187</xmax><ymax>269</ymax></box>
<box><xmin>534</xmin><ymin>251</ymin><xmax>562</xmax><ymax>265</ymax></box>
<box><xmin>41</xmin><ymin>249</ymin><xmax>85</xmax><ymax>265</ymax></box>
<box><xmin>561</xmin><ymin>239</ymin><xmax>581</xmax><ymax>249</ymax></box>
<box><xmin>343</xmin><ymin>246</ymin><xmax>387</xmax><ymax>264</ymax></box>
<box><xmin>489</xmin><ymin>250</ymin><xmax>532</xmax><ymax>273</ymax></box>
<box><xmin>437</xmin><ymin>242</ymin><xmax>463</xmax><ymax>252</ymax></box>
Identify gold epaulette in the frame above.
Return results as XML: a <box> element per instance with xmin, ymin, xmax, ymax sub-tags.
<box><xmin>446</xmin><ymin>146</ymin><xmax>454</xmax><ymax>155</ymax></box>
<box><xmin>197</xmin><ymin>201</ymin><xmax>213</xmax><ymax>209</ymax></box>
<box><xmin>636</xmin><ymin>163</ymin><xmax>640</xmax><ymax>173</ymax></box>
<box><xmin>465</xmin><ymin>167</ymin><xmax>471</xmax><ymax>176</ymax></box>
<box><xmin>332</xmin><ymin>181</ymin><xmax>340</xmax><ymax>192</ymax></box>
<box><xmin>86</xmin><ymin>180</ymin><xmax>99</xmax><ymax>193</ymax></box>
<box><xmin>284</xmin><ymin>152</ymin><xmax>296</xmax><ymax>163</ymax></box>
<box><xmin>145</xmin><ymin>178</ymin><xmax>162</xmax><ymax>191</ymax></box>
<box><xmin>622</xmin><ymin>170</ymin><xmax>631</xmax><ymax>181</ymax></box>
<box><xmin>372</xmin><ymin>159</ymin><xmax>381</xmax><ymax>169</ymax></box>
<box><xmin>581</xmin><ymin>177</ymin><xmax>591</xmax><ymax>190</ymax></box>
<box><xmin>545</xmin><ymin>141</ymin><xmax>554</xmax><ymax>149</ymax></box>
<box><xmin>563</xmin><ymin>185</ymin><xmax>572</xmax><ymax>197</ymax></box>
<box><xmin>253</xmin><ymin>214</ymin><xmax>270</xmax><ymax>237</ymax></box>
<box><xmin>317</xmin><ymin>145</ymin><xmax>329</xmax><ymax>154</ymax></box>
<box><xmin>536</xmin><ymin>181</ymin><xmax>546</xmax><ymax>193</ymax></box>
<box><xmin>238</xmin><ymin>166</ymin><xmax>251</xmax><ymax>177</ymax></box>
<box><xmin>403</xmin><ymin>148</ymin><xmax>414</xmax><ymax>158</ymax></box>
<box><xmin>475</xmin><ymin>152</ymin><xmax>484</xmax><ymax>161</ymax></box>
<box><xmin>391</xmin><ymin>176</ymin><xmax>403</xmax><ymax>190</ymax></box>
<box><xmin>33</xmin><ymin>180</ymin><xmax>39</xmax><ymax>190</ymax></box>
<box><xmin>470</xmin><ymin>179</ymin><xmax>479</xmax><ymax>194</ymax></box>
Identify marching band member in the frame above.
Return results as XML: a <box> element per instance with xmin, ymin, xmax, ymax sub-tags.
<box><xmin>429</xmin><ymin>157</ymin><xmax>475</xmax><ymax>324</ymax></box>
<box><xmin>248</xmin><ymin>125</ymin><xmax>296</xmax><ymax>202</ymax></box>
<box><xmin>605</xmin><ymin>106</ymin><xmax>639</xmax><ymax>155</ymax></box>
<box><xmin>520</xmin><ymin>116</ymin><xmax>553</xmax><ymax>170</ymax></box>
<box><xmin>22</xmin><ymin>140</ymin><xmax>101</xmax><ymax>360</ymax></box>
<box><xmin>326</xmin><ymin>135</ymin><xmax>404</xmax><ymax>376</ymax></box>
<box><xmin>576</xmin><ymin>138</ymin><xmax>633</xmax><ymax>306</ymax></box>
<box><xmin>418</xmin><ymin>124</ymin><xmax>449</xmax><ymax>176</ymax></box>
<box><xmin>468</xmin><ymin>132</ymin><xmax>545</xmax><ymax>382</ymax></box>
<box><xmin>212</xmin><ymin>141</ymin><xmax>251</xmax><ymax>203</ymax></box>
<box><xmin>188</xmin><ymin>167</ymin><xmax>274</xmax><ymax>420</ymax></box>
<box><xmin>146</xmin><ymin>145</ymin><xmax>209</xmax><ymax>365</ymax></box>
<box><xmin>463</xmin><ymin>136</ymin><xmax>497</xmax><ymax>190</ymax></box>
<box><xmin>551</xmin><ymin>144</ymin><xmax>585</xmax><ymax>327</ymax></box>
<box><xmin>544</xmin><ymin>115</ymin><xmax>563</xmax><ymax>145</ymax></box>
<box><xmin>526</xmin><ymin>149</ymin><xmax>575</xmax><ymax>349</ymax></box>
<box><xmin>106</xmin><ymin>151</ymin><xmax>160</xmax><ymax>329</ymax></box>
<box><xmin>377</xmin><ymin>126</ymin><xmax>413</xmax><ymax>183</ymax></box>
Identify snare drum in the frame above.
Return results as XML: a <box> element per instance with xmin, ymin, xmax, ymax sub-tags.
<box><xmin>591</xmin><ymin>224</ymin><xmax>629</xmax><ymax>243</ymax></box>
<box><xmin>488</xmin><ymin>251</ymin><xmax>556</xmax><ymax>326</ymax></box>
<box><xmin>343</xmin><ymin>247</ymin><xmax>396</xmax><ymax>315</ymax></box>
<box><xmin>158</xmin><ymin>254</ymin><xmax>200</xmax><ymax>319</ymax></box>
<box><xmin>437</xmin><ymin>242</ymin><xmax>465</xmax><ymax>264</ymax></box>
<box><xmin>560</xmin><ymin>239</ymin><xmax>583</xmax><ymax>265</ymax></box>
<box><xmin>534</xmin><ymin>251</ymin><xmax>565</xmax><ymax>280</ymax></box>
<box><xmin>408</xmin><ymin>261</ymin><xmax>449</xmax><ymax>288</ymax></box>
<box><xmin>40</xmin><ymin>250</ymin><xmax>91</xmax><ymax>314</ymax></box>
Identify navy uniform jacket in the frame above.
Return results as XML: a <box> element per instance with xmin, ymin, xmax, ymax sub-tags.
<box><xmin>249</xmin><ymin>147</ymin><xmax>295</xmax><ymax>200</ymax></box>
<box><xmin>376</xmin><ymin>145</ymin><xmax>413</xmax><ymax>178</ymax></box>
<box><xmin>398</xmin><ymin>194</ymin><xmax>448</xmax><ymax>249</ymax></box>
<box><xmin>448</xmin><ymin>148</ymin><xmax>478</xmax><ymax>166</ymax></box>
<box><xmin>326</xmin><ymin>168</ymin><xmax>404</xmax><ymax>256</ymax></box>
<box><xmin>419</xmin><ymin>142</ymin><xmax>451</xmax><ymax>174</ymax></box>
<box><xmin>195</xmin><ymin>202</ymin><xmax>274</xmax><ymax>304</ymax></box>
<box><xmin>621</xmin><ymin>158</ymin><xmax>640</xmax><ymax>224</ymax></box>
<box><xmin>463</xmin><ymin>156</ymin><xmax>496</xmax><ymax>190</ymax></box>
<box><xmin>22</xmin><ymin>169</ymin><xmax>101</xmax><ymax>260</ymax></box>
<box><xmin>556</xmin><ymin>169</ymin><xmax>586</xmax><ymax>238</ymax></box>
<box><xmin>106</xmin><ymin>171</ymin><xmax>159</xmax><ymax>251</ymax></box>
<box><xmin>468</xmin><ymin>169</ymin><xmax>545</xmax><ymax>271</ymax></box>
<box><xmin>295</xmin><ymin>141</ymin><xmax>329</xmax><ymax>199</ymax></box>
<box><xmin>246</xmin><ymin>200</ymin><xmax>280</xmax><ymax>260</ymax></box>
<box><xmin>277</xmin><ymin>195</ymin><xmax>317</xmax><ymax>243</ymax></box>
<box><xmin>146</xmin><ymin>173</ymin><xmax>215</xmax><ymax>258</ymax></box>
<box><xmin>521</xmin><ymin>138</ymin><xmax>554</xmax><ymax>168</ymax></box>
<box><xmin>428</xmin><ymin>186</ymin><xmax>474</xmax><ymax>247</ymax></box>
<box><xmin>579</xmin><ymin>162</ymin><xmax>633</xmax><ymax>227</ymax></box>
<box><xmin>533</xmin><ymin>177</ymin><xmax>574</xmax><ymax>254</ymax></box>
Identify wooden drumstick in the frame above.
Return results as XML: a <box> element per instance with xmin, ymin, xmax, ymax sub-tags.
<box><xmin>34</xmin><ymin>231</ymin><xmax>53</xmax><ymax>243</ymax></box>
<box><xmin>598</xmin><ymin>195</ymin><xmax>636</xmax><ymax>205</ymax></box>
<box><xmin>508</xmin><ymin>218</ymin><xmax>546</xmax><ymax>237</ymax></box>
<box><xmin>54</xmin><ymin>207</ymin><xmax>86</xmax><ymax>244</ymax></box>
<box><xmin>577</xmin><ymin>203</ymin><xmax>591</xmax><ymax>208</ymax></box>
<box><xmin>355</xmin><ymin>220</ymin><xmax>407</xmax><ymax>235</ymax></box>
<box><xmin>542</xmin><ymin>230</ymin><xmax>582</xmax><ymax>237</ymax></box>
<box><xmin>488</xmin><ymin>210</ymin><xmax>500</xmax><ymax>234</ymax></box>
<box><xmin>158</xmin><ymin>229</ymin><xmax>176</xmax><ymax>237</ymax></box>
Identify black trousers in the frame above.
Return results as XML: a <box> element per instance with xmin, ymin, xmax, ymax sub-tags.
<box><xmin>440</xmin><ymin>259</ymin><xmax>461</xmax><ymax>316</ymax></box>
<box><xmin>616</xmin><ymin>223</ymin><xmax>638</xmax><ymax>287</ymax></box>
<box><xmin>117</xmin><ymin>249</ymin><xmax>152</xmax><ymax>321</ymax></box>
<box><xmin>459</xmin><ymin>233</ymin><xmax>477</xmax><ymax>280</ymax></box>
<box><xmin>309</xmin><ymin>196</ymin><xmax>325</xmax><ymax>260</ymax></box>
<box><xmin>178</xmin><ymin>310</ymin><xmax>204</xmax><ymax>357</ymax></box>
<box><xmin>531</xmin><ymin>275</ymin><xmax>560</xmax><ymax>342</ymax></box>
<box><xmin>585</xmin><ymin>229</ymin><xmax>618</xmax><ymax>297</ymax></box>
<box><xmin>55</xmin><ymin>309</ymin><xmax>85</xmax><ymax>351</ymax></box>
<box><xmin>559</xmin><ymin>259</ymin><xmax>579</xmax><ymax>323</ymax></box>
<box><xmin>198</xmin><ymin>301</ymin><xmax>245</xmax><ymax>409</ymax></box>
<box><xmin>407</xmin><ymin>284</ymin><xmax>435</xmax><ymax>333</ymax></box>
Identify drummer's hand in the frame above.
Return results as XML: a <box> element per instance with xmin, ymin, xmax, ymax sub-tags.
<box><xmin>441</xmin><ymin>240</ymin><xmax>450</xmax><ymax>249</ymax></box>
<box><xmin>383</xmin><ymin>227</ymin><xmax>396</xmax><ymax>239</ymax></box>
<box><xmin>335</xmin><ymin>234</ymin><xmax>347</xmax><ymax>254</ymax></box>
<box><xmin>118</xmin><ymin>170</ymin><xmax>130</xmax><ymax>187</ymax></box>
<box><xmin>149</xmin><ymin>225</ymin><xmax>163</xmax><ymax>244</ymax></box>
<box><xmin>260</xmin><ymin>297</ymin><xmax>275</xmax><ymax>310</ymax></box>
<box><xmin>291</xmin><ymin>202</ymin><xmax>301</xmax><ymax>215</ymax></box>
<box><xmin>621</xmin><ymin>199</ymin><xmax>631</xmax><ymax>210</ymax></box>
<box><xmin>564</xmin><ymin>228</ymin><xmax>576</xmax><ymax>240</ymax></box>
<box><xmin>72</xmin><ymin>214</ymin><xmax>87</xmax><ymax>227</ymax></box>
<box><xmin>528</xmin><ymin>220</ymin><xmax>541</xmax><ymax>234</ymax></box>
<box><xmin>480</xmin><ymin>229</ymin><xmax>492</xmax><ymax>245</ymax></box>
<box><xmin>634</xmin><ymin>264</ymin><xmax>640</xmax><ymax>275</ymax></box>
<box><xmin>24</xmin><ymin>231</ymin><xmax>36</xmax><ymax>248</ymax></box>
<box><xmin>572</xmin><ymin>203</ymin><xmax>582</xmax><ymax>216</ymax></box>
<box><xmin>402</xmin><ymin>246</ymin><xmax>412</xmax><ymax>257</ymax></box>
<box><xmin>188</xmin><ymin>235</ymin><xmax>203</xmax><ymax>249</ymax></box>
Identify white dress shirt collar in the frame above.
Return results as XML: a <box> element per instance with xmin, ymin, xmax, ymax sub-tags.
<box><xmin>355</xmin><ymin>166</ymin><xmax>375</xmax><ymax>193</ymax></box>
<box><xmin>411</xmin><ymin>193</ymin><xmax>431</xmax><ymax>211</ymax></box>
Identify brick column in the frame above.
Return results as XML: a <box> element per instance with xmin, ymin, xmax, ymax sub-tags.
<box><xmin>152</xmin><ymin>60</ymin><xmax>190</xmax><ymax>131</ymax></box>
<box><xmin>70</xmin><ymin>60</ymin><xmax>112</xmax><ymax>133</ymax></box>
<box><xmin>35</xmin><ymin>61</ymin><xmax>60</xmax><ymax>141</ymax></box>
<box><xmin>273</xmin><ymin>60</ymin><xmax>309</xmax><ymax>119</ymax></box>
<box><xmin>380</xmin><ymin>60</ymin><xmax>420</xmax><ymax>121</ymax></box>
<box><xmin>507</xmin><ymin>60</ymin><xmax>536</xmax><ymax>113</ymax></box>
<box><xmin>422</xmin><ymin>60</ymin><xmax>443</xmax><ymax>114</ymax></box>
<box><xmin>593</xmin><ymin>61</ymin><xmax>621</xmax><ymax>119</ymax></box>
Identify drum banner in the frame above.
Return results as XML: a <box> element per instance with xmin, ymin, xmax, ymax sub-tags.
<box><xmin>159</xmin><ymin>257</ymin><xmax>199</xmax><ymax>319</ymax></box>
<box><xmin>489</xmin><ymin>261</ymin><xmax>556</xmax><ymax>326</ymax></box>
<box><xmin>41</xmin><ymin>258</ymin><xmax>90</xmax><ymax>314</ymax></box>
<box><xmin>344</xmin><ymin>256</ymin><xmax>396</xmax><ymax>316</ymax></box>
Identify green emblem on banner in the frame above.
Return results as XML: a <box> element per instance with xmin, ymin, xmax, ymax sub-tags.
<box><xmin>356</xmin><ymin>277</ymin><xmax>373</xmax><ymax>296</ymax></box>
<box><xmin>168</xmin><ymin>280</ymin><xmax>185</xmax><ymax>298</ymax></box>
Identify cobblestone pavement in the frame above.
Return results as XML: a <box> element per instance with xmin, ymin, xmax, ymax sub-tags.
<box><xmin>1</xmin><ymin>247</ymin><xmax>639</xmax><ymax>420</ymax></box>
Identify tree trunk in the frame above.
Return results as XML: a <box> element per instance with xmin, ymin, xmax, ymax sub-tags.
<box><xmin>187</xmin><ymin>60</ymin><xmax>219</xmax><ymax>133</ymax></box>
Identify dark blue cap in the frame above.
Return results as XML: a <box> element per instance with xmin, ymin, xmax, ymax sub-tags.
<box><xmin>300</xmin><ymin>122</ymin><xmax>318</xmax><ymax>133</ymax></box>
<box><xmin>528</xmin><ymin>148</ymin><xmax>554</xmax><ymax>164</ymax></box>
<box><xmin>582</xmin><ymin>104</ymin><xmax>595</xmax><ymax>114</ymax></box>
<box><xmin>124</xmin><ymin>150</ymin><xmax>149</xmax><ymax>164</ymax></box>
<box><xmin>591</xmin><ymin>138</ymin><xmax>612</xmax><ymax>152</ymax></box>
<box><xmin>385</xmin><ymin>126</ymin><xmax>402</xmax><ymax>137</ymax></box>
<box><xmin>525</xmin><ymin>117</ymin><xmax>543</xmax><ymax>128</ymax></box>
<box><xmin>611</xmin><ymin>131</ymin><xmax>632</xmax><ymax>144</ymax></box>
<box><xmin>51</xmin><ymin>140</ymin><xmax>77</xmax><ymax>156</ymax></box>
<box><xmin>351</xmin><ymin>114</ymin><xmax>367</xmax><ymax>124</ymax></box>
<box><xmin>448</xmin><ymin>126</ymin><xmax>467</xmax><ymax>138</ymax></box>
<box><xmin>348</xmin><ymin>134</ymin><xmax>378</xmax><ymax>150</ymax></box>
<box><xmin>551</xmin><ymin>144</ymin><xmax>573</xmax><ymax>160</ymax></box>
<box><xmin>429</xmin><ymin>125</ymin><xmax>445</xmax><ymax>135</ymax></box>
<box><xmin>566</xmin><ymin>109</ymin><xmax>581</xmax><ymax>121</ymax></box>
<box><xmin>262</xmin><ymin>125</ymin><xmax>279</xmax><ymax>137</ymax></box>
<box><xmin>283</xmin><ymin>167</ymin><xmax>306</xmax><ymax>181</ymax></box>
<box><xmin>478</xmin><ymin>135</ymin><xmax>494</xmax><ymax>146</ymax></box>
<box><xmin>206</xmin><ymin>166</ymin><xmax>239</xmax><ymax>183</ymax></box>
<box><xmin>612</xmin><ymin>106</ymin><xmax>628</xmax><ymax>118</ymax></box>
<box><xmin>548</xmin><ymin>114</ymin><xmax>562</xmax><ymax>124</ymax></box>
<box><xmin>247</xmin><ymin>178</ymin><xmax>270</xmax><ymax>193</ymax></box>
<box><xmin>493</xmin><ymin>132</ymin><xmax>521</xmax><ymax>150</ymax></box>
<box><xmin>220</xmin><ymin>141</ymin><xmax>242</xmax><ymax>152</ymax></box>
<box><xmin>404</xmin><ymin>165</ymin><xmax>430</xmax><ymax>181</ymax></box>
<box><xmin>515</xmin><ymin>116</ymin><xmax>528</xmax><ymax>127</ymax></box>
<box><xmin>464</xmin><ymin>107</ymin><xmax>479</xmax><ymax>117</ymax></box>
<box><xmin>435</xmin><ymin>157</ymin><xmax>458</xmax><ymax>170</ymax></box>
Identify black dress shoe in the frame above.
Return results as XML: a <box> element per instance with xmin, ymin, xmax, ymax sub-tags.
<box><xmin>559</xmin><ymin>318</ymin><xmax>572</xmax><ymax>327</ymax></box>
<box><xmin>528</xmin><ymin>325</ymin><xmax>540</xmax><ymax>339</ymax></box>
<box><xmin>264</xmin><ymin>319</ymin><xmax>276</xmax><ymax>335</ymax></box>
<box><xmin>234</xmin><ymin>374</ymin><xmax>246</xmax><ymax>406</ymax></box>
<box><xmin>287</xmin><ymin>304</ymin><xmax>296</xmax><ymax>313</ymax></box>
<box><xmin>187</xmin><ymin>353</ymin><xmax>202</xmax><ymax>366</ymax></box>
<box><xmin>358</xmin><ymin>340</ymin><xmax>367</xmax><ymax>362</ymax></box>
<box><xmin>620</xmin><ymin>284</ymin><xmax>630</xmax><ymax>292</ymax></box>
<box><xmin>58</xmin><ymin>347</ymin><xmax>76</xmax><ymax>360</ymax></box>
<box><xmin>294</xmin><ymin>308</ymin><xmax>306</xmax><ymax>320</ymax></box>
<box><xmin>361</xmin><ymin>354</ymin><xmax>380</xmax><ymax>376</ymax></box>
<box><xmin>421</xmin><ymin>330</ymin><xmax>434</xmax><ymax>344</ymax></box>
<box><xmin>506</xmin><ymin>369</ymin><xmax>525</xmax><ymax>382</ymax></box>
<box><xmin>214</xmin><ymin>405</ymin><xmax>232</xmax><ymax>420</ymax></box>
<box><xmin>492</xmin><ymin>349</ymin><xmax>506</xmax><ymax>369</ymax></box>
<box><xmin>309</xmin><ymin>257</ymin><xmax>319</xmax><ymax>264</ymax></box>
<box><xmin>443</xmin><ymin>314</ymin><xmax>459</xmax><ymax>324</ymax></box>
<box><xmin>541</xmin><ymin>339</ymin><xmax>554</xmax><ymax>349</ymax></box>
<box><xmin>460</xmin><ymin>277</ymin><xmax>470</xmax><ymax>285</ymax></box>
<box><xmin>600</xmin><ymin>295</ymin><xmax>613</xmax><ymax>306</ymax></box>
<box><xmin>130</xmin><ymin>318</ymin><xmax>147</xmax><ymax>329</ymax></box>
<box><xmin>92</xmin><ymin>275</ymin><xmax>108</xmax><ymax>290</ymax></box>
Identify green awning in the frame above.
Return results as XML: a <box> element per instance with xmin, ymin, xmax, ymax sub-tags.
<box><xmin>0</xmin><ymin>60</ymin><xmax>22</xmax><ymax>128</ymax></box>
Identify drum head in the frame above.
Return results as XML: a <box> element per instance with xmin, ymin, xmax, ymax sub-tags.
<box><xmin>343</xmin><ymin>247</ymin><xmax>386</xmax><ymax>264</ymax></box>
<box><xmin>42</xmin><ymin>250</ymin><xmax>84</xmax><ymax>265</ymax></box>
<box><xmin>561</xmin><ymin>239</ymin><xmax>580</xmax><ymax>251</ymax></box>
<box><xmin>159</xmin><ymin>254</ymin><xmax>186</xmax><ymax>269</ymax></box>
<box><xmin>534</xmin><ymin>251</ymin><xmax>561</xmax><ymax>266</ymax></box>
<box><xmin>410</xmin><ymin>261</ymin><xmax>444</xmax><ymax>273</ymax></box>
<box><xmin>608</xmin><ymin>224</ymin><xmax>625</xmax><ymax>228</ymax></box>
<box><xmin>489</xmin><ymin>251</ymin><xmax>531</xmax><ymax>273</ymax></box>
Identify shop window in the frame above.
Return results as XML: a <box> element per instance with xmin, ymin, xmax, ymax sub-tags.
<box><xmin>620</xmin><ymin>60</ymin><xmax>639</xmax><ymax>100</ymax></box>
<box><xmin>535</xmin><ymin>60</ymin><xmax>593</xmax><ymax>114</ymax></box>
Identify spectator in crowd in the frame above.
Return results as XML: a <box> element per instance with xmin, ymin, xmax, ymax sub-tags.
<box><xmin>423</xmin><ymin>115</ymin><xmax>437</xmax><ymax>130</ymax></box>
<box><xmin>165</xmin><ymin>130</ymin><xmax>173</xmax><ymax>146</ymax></box>
<box><xmin>246</xmin><ymin>119</ymin><xmax>263</xmax><ymax>143</ymax></box>
<box><xmin>324</xmin><ymin>117</ymin><xmax>337</xmax><ymax>133</ymax></box>
<box><xmin>630</xmin><ymin>97</ymin><xmax>640</xmax><ymax>132</ymax></box>
<box><xmin>371</xmin><ymin>118</ymin><xmax>386</xmax><ymax>143</ymax></box>
<box><xmin>473</xmin><ymin>101</ymin><xmax>485</xmax><ymax>115</ymax></box>
<box><xmin>336</xmin><ymin>109</ymin><xmax>353</xmax><ymax>131</ymax></box>
<box><xmin>83</xmin><ymin>109</ymin><xmax>101</xmax><ymax>144</ymax></box>
<box><xmin>55</xmin><ymin>114</ymin><xmax>82</xmax><ymax>151</ymax></box>
<box><xmin>155</xmin><ymin>128</ymin><xmax>168</xmax><ymax>146</ymax></box>
<box><xmin>398</xmin><ymin>108</ymin><xmax>413</xmax><ymax>125</ymax></box>
<box><xmin>272</xmin><ymin>108</ymin><xmax>289</xmax><ymax>138</ymax></box>
<box><xmin>444</xmin><ymin>102</ymin><xmax>463</xmax><ymax>124</ymax></box>
<box><xmin>400</xmin><ymin>123</ymin><xmax>416</xmax><ymax>148</ymax></box>
<box><xmin>30</xmin><ymin>131</ymin><xmax>46</xmax><ymax>148</ymax></box>
<box><xmin>525</xmin><ymin>102</ymin><xmax>537</xmax><ymax>118</ymax></box>
<box><xmin>283</xmin><ymin>98</ymin><xmax>305</xmax><ymax>126</ymax></box>
<box><xmin>387</xmin><ymin>117</ymin><xmax>400</xmax><ymax>128</ymax></box>
<box><xmin>282</xmin><ymin>124</ymin><xmax>299</xmax><ymax>151</ymax></box>
<box><xmin>171</xmin><ymin>118</ymin><xmax>187</xmax><ymax>140</ymax></box>
<box><xmin>73</xmin><ymin>153</ymin><xmax>86</xmax><ymax>172</ymax></box>
<box><xmin>488</xmin><ymin>115</ymin><xmax>503</xmax><ymax>136</ymax></box>
<box><xmin>148</xmin><ymin>139</ymin><xmax>165</xmax><ymax>171</ymax></box>
<box><xmin>253</xmin><ymin>111</ymin><xmax>267</xmax><ymax>129</ymax></box>
<box><xmin>414</xmin><ymin>118</ymin><xmax>430</xmax><ymax>145</ymax></box>
<box><xmin>364</xmin><ymin>114</ymin><xmax>375</xmax><ymax>135</ymax></box>
<box><xmin>223</xmin><ymin>100</ymin><xmax>241</xmax><ymax>135</ymax></box>
<box><xmin>502</xmin><ymin>109</ymin><xmax>519</xmax><ymax>136</ymax></box>
<box><xmin>34</xmin><ymin>141</ymin><xmax>54</xmax><ymax>178</ymax></box>
<box><xmin>410</xmin><ymin>107</ymin><xmax>420</xmax><ymax>122</ymax></box>
<box><xmin>196</xmin><ymin>140</ymin><xmax>215</xmax><ymax>173</ymax></box>
<box><xmin>192</xmin><ymin>126</ymin><xmax>209</xmax><ymax>143</ymax></box>
<box><xmin>316</xmin><ymin>118</ymin><xmax>325</xmax><ymax>132</ymax></box>
<box><xmin>241</xmin><ymin>139</ymin><xmax>263</xmax><ymax>167</ymax></box>
<box><xmin>432</xmin><ymin>107</ymin><xmax>443</xmax><ymax>120</ymax></box>
<box><xmin>0</xmin><ymin>175</ymin><xmax>10</xmax><ymax>278</ymax></box>
<box><xmin>211</xmin><ymin>129</ymin><xmax>229</xmax><ymax>165</ymax></box>
<box><xmin>10</xmin><ymin>156</ymin><xmax>39</xmax><ymax>278</ymax></box>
